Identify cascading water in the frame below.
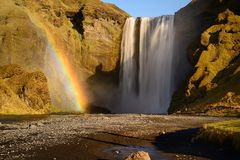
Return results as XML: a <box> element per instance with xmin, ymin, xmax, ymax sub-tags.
<box><xmin>118</xmin><ymin>16</ymin><xmax>176</xmax><ymax>114</ymax></box>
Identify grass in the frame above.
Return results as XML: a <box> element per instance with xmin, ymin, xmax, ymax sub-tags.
<box><xmin>50</xmin><ymin>105</ymin><xmax>82</xmax><ymax>114</ymax></box>
<box><xmin>200</xmin><ymin>120</ymin><xmax>240</xmax><ymax>150</ymax></box>
<box><xmin>204</xmin><ymin>120</ymin><xmax>240</xmax><ymax>133</ymax></box>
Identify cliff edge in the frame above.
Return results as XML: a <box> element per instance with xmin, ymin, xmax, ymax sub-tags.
<box><xmin>170</xmin><ymin>0</ymin><xmax>240</xmax><ymax>116</ymax></box>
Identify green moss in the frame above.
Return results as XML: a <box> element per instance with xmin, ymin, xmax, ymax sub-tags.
<box><xmin>171</xmin><ymin>9</ymin><xmax>240</xmax><ymax>116</ymax></box>
<box><xmin>200</xmin><ymin>120</ymin><xmax>240</xmax><ymax>150</ymax></box>
<box><xmin>50</xmin><ymin>105</ymin><xmax>79</xmax><ymax>114</ymax></box>
<box><xmin>206</xmin><ymin>120</ymin><xmax>240</xmax><ymax>132</ymax></box>
<box><xmin>0</xmin><ymin>65</ymin><xmax>51</xmax><ymax>115</ymax></box>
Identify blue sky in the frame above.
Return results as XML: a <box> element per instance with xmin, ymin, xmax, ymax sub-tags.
<box><xmin>102</xmin><ymin>0</ymin><xmax>191</xmax><ymax>17</ymax></box>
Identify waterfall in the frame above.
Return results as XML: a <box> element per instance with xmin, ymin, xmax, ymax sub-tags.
<box><xmin>118</xmin><ymin>16</ymin><xmax>176</xmax><ymax>114</ymax></box>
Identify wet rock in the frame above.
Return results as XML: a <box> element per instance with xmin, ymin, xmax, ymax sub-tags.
<box><xmin>115</xmin><ymin>150</ymin><xmax>120</xmax><ymax>154</ymax></box>
<box><xmin>125</xmin><ymin>151</ymin><xmax>151</xmax><ymax>160</ymax></box>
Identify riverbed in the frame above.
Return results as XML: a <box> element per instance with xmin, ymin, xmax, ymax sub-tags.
<box><xmin>0</xmin><ymin>114</ymin><xmax>239</xmax><ymax>160</ymax></box>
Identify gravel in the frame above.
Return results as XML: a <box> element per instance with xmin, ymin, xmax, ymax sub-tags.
<box><xmin>0</xmin><ymin>114</ymin><xmax>233</xmax><ymax>160</ymax></box>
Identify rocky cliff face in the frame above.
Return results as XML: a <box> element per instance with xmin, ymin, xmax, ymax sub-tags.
<box><xmin>79</xmin><ymin>0</ymin><xmax>128</xmax><ymax>73</ymax></box>
<box><xmin>170</xmin><ymin>0</ymin><xmax>240</xmax><ymax>116</ymax></box>
<box><xmin>0</xmin><ymin>64</ymin><xmax>51</xmax><ymax>115</ymax></box>
<box><xmin>0</xmin><ymin>0</ymin><xmax>128</xmax><ymax>112</ymax></box>
<box><xmin>0</xmin><ymin>0</ymin><xmax>127</xmax><ymax>75</ymax></box>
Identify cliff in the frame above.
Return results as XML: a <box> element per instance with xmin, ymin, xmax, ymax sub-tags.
<box><xmin>170</xmin><ymin>0</ymin><xmax>240</xmax><ymax>116</ymax></box>
<box><xmin>0</xmin><ymin>64</ymin><xmax>51</xmax><ymax>115</ymax></box>
<box><xmin>0</xmin><ymin>0</ymin><xmax>127</xmax><ymax>74</ymax></box>
<box><xmin>2</xmin><ymin>0</ymin><xmax>240</xmax><ymax>115</ymax></box>
<box><xmin>0</xmin><ymin>0</ymin><xmax>128</xmax><ymax>112</ymax></box>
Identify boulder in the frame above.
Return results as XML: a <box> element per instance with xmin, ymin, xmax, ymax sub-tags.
<box><xmin>0</xmin><ymin>64</ymin><xmax>51</xmax><ymax>115</ymax></box>
<box><xmin>125</xmin><ymin>151</ymin><xmax>151</xmax><ymax>160</ymax></box>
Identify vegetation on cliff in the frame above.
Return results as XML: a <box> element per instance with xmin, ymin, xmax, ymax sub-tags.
<box><xmin>170</xmin><ymin>0</ymin><xmax>240</xmax><ymax>116</ymax></box>
<box><xmin>199</xmin><ymin>120</ymin><xmax>240</xmax><ymax>151</ymax></box>
<box><xmin>0</xmin><ymin>0</ymin><xmax>128</xmax><ymax>75</ymax></box>
<box><xmin>0</xmin><ymin>0</ymin><xmax>128</xmax><ymax>113</ymax></box>
<box><xmin>0</xmin><ymin>64</ymin><xmax>51</xmax><ymax>115</ymax></box>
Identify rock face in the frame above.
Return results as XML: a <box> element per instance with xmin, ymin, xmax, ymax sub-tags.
<box><xmin>0</xmin><ymin>0</ymin><xmax>47</xmax><ymax>70</ymax></box>
<box><xmin>0</xmin><ymin>0</ymin><xmax>128</xmax><ymax>112</ymax></box>
<box><xmin>79</xmin><ymin>0</ymin><xmax>128</xmax><ymax>73</ymax></box>
<box><xmin>0</xmin><ymin>64</ymin><xmax>51</xmax><ymax>115</ymax></box>
<box><xmin>0</xmin><ymin>0</ymin><xmax>127</xmax><ymax>75</ymax></box>
<box><xmin>170</xmin><ymin>0</ymin><xmax>240</xmax><ymax>116</ymax></box>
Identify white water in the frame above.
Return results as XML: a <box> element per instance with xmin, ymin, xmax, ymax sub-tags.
<box><xmin>118</xmin><ymin>16</ymin><xmax>176</xmax><ymax>114</ymax></box>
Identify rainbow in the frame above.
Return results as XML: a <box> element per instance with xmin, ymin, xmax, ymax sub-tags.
<box><xmin>27</xmin><ymin>11</ymin><xmax>88</xmax><ymax>112</ymax></box>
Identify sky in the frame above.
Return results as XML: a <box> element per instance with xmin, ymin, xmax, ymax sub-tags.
<box><xmin>102</xmin><ymin>0</ymin><xmax>191</xmax><ymax>17</ymax></box>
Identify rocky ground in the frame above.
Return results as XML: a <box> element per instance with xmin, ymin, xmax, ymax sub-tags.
<box><xmin>0</xmin><ymin>114</ymin><xmax>239</xmax><ymax>160</ymax></box>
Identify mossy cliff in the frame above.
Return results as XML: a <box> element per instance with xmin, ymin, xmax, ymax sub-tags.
<box><xmin>0</xmin><ymin>0</ymin><xmax>128</xmax><ymax>113</ymax></box>
<box><xmin>0</xmin><ymin>0</ymin><xmax>128</xmax><ymax>75</ymax></box>
<box><xmin>0</xmin><ymin>65</ymin><xmax>51</xmax><ymax>115</ymax></box>
<box><xmin>170</xmin><ymin>0</ymin><xmax>240</xmax><ymax>116</ymax></box>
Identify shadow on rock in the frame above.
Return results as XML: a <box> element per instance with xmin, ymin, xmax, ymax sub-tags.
<box><xmin>87</xmin><ymin>63</ymin><xmax>121</xmax><ymax>113</ymax></box>
<box><xmin>85</xmin><ymin>105</ymin><xmax>112</xmax><ymax>114</ymax></box>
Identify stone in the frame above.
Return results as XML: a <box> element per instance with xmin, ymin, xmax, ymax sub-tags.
<box><xmin>37</xmin><ymin>122</ymin><xmax>44</xmax><ymax>126</ymax></box>
<box><xmin>29</xmin><ymin>124</ymin><xmax>37</xmax><ymax>129</ymax></box>
<box><xmin>125</xmin><ymin>151</ymin><xmax>151</xmax><ymax>160</ymax></box>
